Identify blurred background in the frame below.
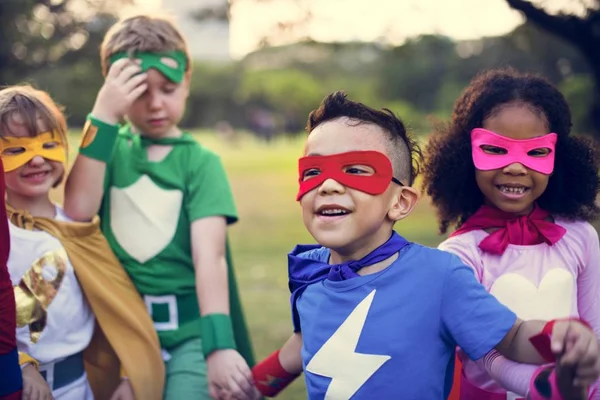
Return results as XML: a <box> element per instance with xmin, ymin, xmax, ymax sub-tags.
<box><xmin>3</xmin><ymin>0</ymin><xmax>598</xmax><ymax>398</ymax></box>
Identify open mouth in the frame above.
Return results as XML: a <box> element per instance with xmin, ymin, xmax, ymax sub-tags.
<box><xmin>315</xmin><ymin>205</ymin><xmax>351</xmax><ymax>217</ymax></box>
<box><xmin>22</xmin><ymin>171</ymin><xmax>50</xmax><ymax>179</ymax></box>
<box><xmin>318</xmin><ymin>208</ymin><xmax>350</xmax><ymax>216</ymax></box>
<box><xmin>496</xmin><ymin>184</ymin><xmax>529</xmax><ymax>195</ymax></box>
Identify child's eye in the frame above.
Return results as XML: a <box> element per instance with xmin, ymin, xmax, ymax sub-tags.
<box><xmin>480</xmin><ymin>145</ymin><xmax>507</xmax><ymax>155</ymax></box>
<box><xmin>527</xmin><ymin>147</ymin><xmax>551</xmax><ymax>157</ymax></box>
<box><xmin>42</xmin><ymin>141</ymin><xmax>59</xmax><ymax>149</ymax></box>
<box><xmin>344</xmin><ymin>165</ymin><xmax>374</xmax><ymax>175</ymax></box>
<box><xmin>162</xmin><ymin>86</ymin><xmax>176</xmax><ymax>94</ymax></box>
<box><xmin>2</xmin><ymin>146</ymin><xmax>25</xmax><ymax>156</ymax></box>
<box><xmin>302</xmin><ymin>168</ymin><xmax>320</xmax><ymax>180</ymax></box>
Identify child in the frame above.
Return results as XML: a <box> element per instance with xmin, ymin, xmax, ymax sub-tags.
<box><xmin>0</xmin><ymin>158</ymin><xmax>21</xmax><ymax>400</ymax></box>
<box><xmin>422</xmin><ymin>68</ymin><xmax>600</xmax><ymax>399</ymax></box>
<box><xmin>63</xmin><ymin>14</ymin><xmax>256</xmax><ymax>400</ymax></box>
<box><xmin>0</xmin><ymin>85</ymin><xmax>165</xmax><ymax>400</ymax></box>
<box><xmin>250</xmin><ymin>91</ymin><xmax>600</xmax><ymax>400</ymax></box>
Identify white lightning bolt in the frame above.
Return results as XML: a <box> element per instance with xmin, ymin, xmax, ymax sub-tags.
<box><xmin>306</xmin><ymin>289</ymin><xmax>391</xmax><ymax>399</ymax></box>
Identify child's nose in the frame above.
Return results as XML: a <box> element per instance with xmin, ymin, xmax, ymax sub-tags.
<box><xmin>28</xmin><ymin>155</ymin><xmax>46</xmax><ymax>166</ymax></box>
<box><xmin>502</xmin><ymin>162</ymin><xmax>528</xmax><ymax>175</ymax></box>
<box><xmin>318</xmin><ymin>178</ymin><xmax>346</xmax><ymax>195</ymax></box>
<box><xmin>148</xmin><ymin>93</ymin><xmax>162</xmax><ymax>110</ymax></box>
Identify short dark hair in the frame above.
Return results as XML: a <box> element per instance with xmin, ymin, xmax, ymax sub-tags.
<box><xmin>422</xmin><ymin>68</ymin><xmax>600</xmax><ymax>233</ymax></box>
<box><xmin>306</xmin><ymin>91</ymin><xmax>422</xmax><ymax>185</ymax></box>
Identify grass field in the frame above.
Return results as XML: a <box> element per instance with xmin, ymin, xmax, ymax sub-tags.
<box><xmin>189</xmin><ymin>132</ymin><xmax>447</xmax><ymax>399</ymax></box>
<box><xmin>60</xmin><ymin>130</ymin><xmax>448</xmax><ymax>399</ymax></box>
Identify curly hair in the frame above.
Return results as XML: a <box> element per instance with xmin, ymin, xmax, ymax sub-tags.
<box><xmin>307</xmin><ymin>91</ymin><xmax>423</xmax><ymax>186</ymax></box>
<box><xmin>422</xmin><ymin>68</ymin><xmax>600</xmax><ymax>234</ymax></box>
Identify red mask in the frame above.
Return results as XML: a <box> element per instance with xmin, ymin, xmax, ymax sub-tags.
<box><xmin>297</xmin><ymin>150</ymin><xmax>403</xmax><ymax>201</ymax></box>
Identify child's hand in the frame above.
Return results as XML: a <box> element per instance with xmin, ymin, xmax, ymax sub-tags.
<box><xmin>206</xmin><ymin>349</ymin><xmax>260</xmax><ymax>400</ymax></box>
<box><xmin>551</xmin><ymin>320</ymin><xmax>600</xmax><ymax>387</ymax></box>
<box><xmin>555</xmin><ymin>360</ymin><xmax>588</xmax><ymax>400</ymax></box>
<box><xmin>109</xmin><ymin>378</ymin><xmax>135</xmax><ymax>400</ymax></box>
<box><xmin>90</xmin><ymin>58</ymin><xmax>147</xmax><ymax>125</ymax></box>
<box><xmin>22</xmin><ymin>363</ymin><xmax>53</xmax><ymax>400</ymax></box>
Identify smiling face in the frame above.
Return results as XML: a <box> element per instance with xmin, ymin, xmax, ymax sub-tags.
<box><xmin>2</xmin><ymin>112</ymin><xmax>65</xmax><ymax>202</ymax></box>
<box><xmin>474</xmin><ymin>102</ymin><xmax>552</xmax><ymax>215</ymax></box>
<box><xmin>299</xmin><ymin>117</ymin><xmax>417</xmax><ymax>261</ymax></box>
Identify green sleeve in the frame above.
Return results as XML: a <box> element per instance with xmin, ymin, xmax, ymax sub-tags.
<box><xmin>186</xmin><ymin>147</ymin><xmax>238</xmax><ymax>224</ymax></box>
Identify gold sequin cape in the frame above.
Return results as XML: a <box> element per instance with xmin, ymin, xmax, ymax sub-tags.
<box><xmin>7</xmin><ymin>204</ymin><xmax>165</xmax><ymax>400</ymax></box>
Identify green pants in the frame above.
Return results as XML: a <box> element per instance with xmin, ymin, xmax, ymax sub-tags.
<box><xmin>163</xmin><ymin>337</ymin><xmax>210</xmax><ymax>400</ymax></box>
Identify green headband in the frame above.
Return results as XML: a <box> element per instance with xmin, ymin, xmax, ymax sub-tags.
<box><xmin>109</xmin><ymin>50</ymin><xmax>188</xmax><ymax>83</ymax></box>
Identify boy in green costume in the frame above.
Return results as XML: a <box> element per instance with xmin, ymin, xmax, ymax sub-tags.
<box><xmin>64</xmin><ymin>14</ymin><xmax>258</xmax><ymax>400</ymax></box>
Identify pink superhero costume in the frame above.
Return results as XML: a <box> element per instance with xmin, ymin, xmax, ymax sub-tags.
<box><xmin>439</xmin><ymin>219</ymin><xmax>600</xmax><ymax>399</ymax></box>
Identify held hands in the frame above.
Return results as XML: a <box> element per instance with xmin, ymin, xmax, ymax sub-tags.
<box><xmin>554</xmin><ymin>361</ymin><xmax>589</xmax><ymax>400</ymax></box>
<box><xmin>206</xmin><ymin>349</ymin><xmax>261</xmax><ymax>400</ymax></box>
<box><xmin>90</xmin><ymin>58</ymin><xmax>147</xmax><ymax>125</ymax></box>
<box><xmin>22</xmin><ymin>363</ymin><xmax>53</xmax><ymax>400</ymax></box>
<box><xmin>549</xmin><ymin>320</ymin><xmax>600</xmax><ymax>389</ymax></box>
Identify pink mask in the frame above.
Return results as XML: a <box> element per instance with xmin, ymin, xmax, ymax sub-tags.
<box><xmin>471</xmin><ymin>128</ymin><xmax>557</xmax><ymax>175</ymax></box>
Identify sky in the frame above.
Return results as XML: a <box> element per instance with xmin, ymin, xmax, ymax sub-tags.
<box><xmin>133</xmin><ymin>0</ymin><xmax>591</xmax><ymax>59</ymax></box>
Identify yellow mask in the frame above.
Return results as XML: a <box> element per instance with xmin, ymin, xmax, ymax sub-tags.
<box><xmin>0</xmin><ymin>131</ymin><xmax>66</xmax><ymax>172</ymax></box>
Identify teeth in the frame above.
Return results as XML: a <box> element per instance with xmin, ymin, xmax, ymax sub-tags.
<box><xmin>499</xmin><ymin>186</ymin><xmax>526</xmax><ymax>194</ymax></box>
<box><xmin>320</xmin><ymin>208</ymin><xmax>348</xmax><ymax>215</ymax></box>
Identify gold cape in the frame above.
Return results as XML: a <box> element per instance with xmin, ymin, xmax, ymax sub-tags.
<box><xmin>8</xmin><ymin>205</ymin><xmax>165</xmax><ymax>400</ymax></box>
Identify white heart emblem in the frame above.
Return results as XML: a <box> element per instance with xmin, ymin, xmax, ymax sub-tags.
<box><xmin>489</xmin><ymin>269</ymin><xmax>574</xmax><ymax>320</ymax></box>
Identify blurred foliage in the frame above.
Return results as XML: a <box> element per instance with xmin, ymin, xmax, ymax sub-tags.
<box><xmin>0</xmin><ymin>0</ymin><xmax>597</xmax><ymax>139</ymax></box>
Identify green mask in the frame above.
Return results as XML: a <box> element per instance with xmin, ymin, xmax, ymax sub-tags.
<box><xmin>109</xmin><ymin>50</ymin><xmax>188</xmax><ymax>83</ymax></box>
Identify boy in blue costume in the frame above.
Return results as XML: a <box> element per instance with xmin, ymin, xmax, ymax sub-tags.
<box><xmin>251</xmin><ymin>92</ymin><xmax>600</xmax><ymax>399</ymax></box>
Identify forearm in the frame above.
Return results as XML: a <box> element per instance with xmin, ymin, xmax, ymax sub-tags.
<box><xmin>480</xmin><ymin>350</ymin><xmax>536</xmax><ymax>396</ymax></box>
<box><xmin>495</xmin><ymin>319</ymin><xmax>547</xmax><ymax>364</ymax></box>
<box><xmin>194</xmin><ymin>254</ymin><xmax>229</xmax><ymax>316</ymax></box>
<box><xmin>64</xmin><ymin>156</ymin><xmax>106</xmax><ymax>222</ymax></box>
<box><xmin>279</xmin><ymin>333</ymin><xmax>303</xmax><ymax>375</ymax></box>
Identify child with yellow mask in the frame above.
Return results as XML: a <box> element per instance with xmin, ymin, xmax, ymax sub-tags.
<box><xmin>0</xmin><ymin>85</ymin><xmax>164</xmax><ymax>400</ymax></box>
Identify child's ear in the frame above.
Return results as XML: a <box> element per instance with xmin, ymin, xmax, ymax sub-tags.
<box><xmin>183</xmin><ymin>70</ymin><xmax>192</xmax><ymax>98</ymax></box>
<box><xmin>388</xmin><ymin>186</ymin><xmax>419</xmax><ymax>222</ymax></box>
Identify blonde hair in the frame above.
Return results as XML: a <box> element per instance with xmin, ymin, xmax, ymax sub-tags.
<box><xmin>0</xmin><ymin>85</ymin><xmax>67</xmax><ymax>145</ymax></box>
<box><xmin>100</xmin><ymin>13</ymin><xmax>191</xmax><ymax>76</ymax></box>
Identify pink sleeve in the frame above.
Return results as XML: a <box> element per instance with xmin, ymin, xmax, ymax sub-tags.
<box><xmin>438</xmin><ymin>235</ymin><xmax>484</xmax><ymax>280</ymax></box>
<box><xmin>478</xmin><ymin>350</ymin><xmax>537</xmax><ymax>396</ymax></box>
<box><xmin>576</xmin><ymin>224</ymin><xmax>600</xmax><ymax>340</ymax></box>
<box><xmin>440</xmin><ymin>236</ymin><xmax>536</xmax><ymax>394</ymax></box>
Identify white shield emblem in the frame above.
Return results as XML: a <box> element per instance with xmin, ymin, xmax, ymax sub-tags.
<box><xmin>110</xmin><ymin>175</ymin><xmax>183</xmax><ymax>263</ymax></box>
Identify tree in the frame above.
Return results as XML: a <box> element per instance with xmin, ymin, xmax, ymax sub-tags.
<box><xmin>506</xmin><ymin>0</ymin><xmax>600</xmax><ymax>137</ymax></box>
<box><xmin>0</xmin><ymin>0</ymin><xmax>127</xmax><ymax>86</ymax></box>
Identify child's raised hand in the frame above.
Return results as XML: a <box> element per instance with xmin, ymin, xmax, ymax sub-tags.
<box><xmin>90</xmin><ymin>58</ymin><xmax>147</xmax><ymax>125</ymax></box>
<box><xmin>551</xmin><ymin>320</ymin><xmax>600</xmax><ymax>387</ymax></box>
<box><xmin>206</xmin><ymin>349</ymin><xmax>261</xmax><ymax>400</ymax></box>
<box><xmin>22</xmin><ymin>363</ymin><xmax>53</xmax><ymax>400</ymax></box>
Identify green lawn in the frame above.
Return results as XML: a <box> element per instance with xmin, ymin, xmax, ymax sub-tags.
<box><xmin>61</xmin><ymin>130</ymin><xmax>448</xmax><ymax>399</ymax></box>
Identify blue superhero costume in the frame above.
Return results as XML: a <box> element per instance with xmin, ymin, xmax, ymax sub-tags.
<box><xmin>289</xmin><ymin>232</ymin><xmax>517</xmax><ymax>400</ymax></box>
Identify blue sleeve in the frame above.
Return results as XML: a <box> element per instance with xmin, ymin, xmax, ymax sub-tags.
<box><xmin>440</xmin><ymin>255</ymin><xmax>517</xmax><ymax>360</ymax></box>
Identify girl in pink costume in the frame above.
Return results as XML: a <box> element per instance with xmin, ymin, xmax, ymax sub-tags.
<box><xmin>423</xmin><ymin>68</ymin><xmax>600</xmax><ymax>400</ymax></box>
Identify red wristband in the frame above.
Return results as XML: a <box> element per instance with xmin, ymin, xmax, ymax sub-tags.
<box><xmin>529</xmin><ymin>318</ymin><xmax>592</xmax><ymax>363</ymax></box>
<box><xmin>252</xmin><ymin>349</ymin><xmax>300</xmax><ymax>397</ymax></box>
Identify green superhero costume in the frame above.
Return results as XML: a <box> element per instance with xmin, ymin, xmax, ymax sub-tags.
<box><xmin>98</xmin><ymin>126</ymin><xmax>254</xmax><ymax>366</ymax></box>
